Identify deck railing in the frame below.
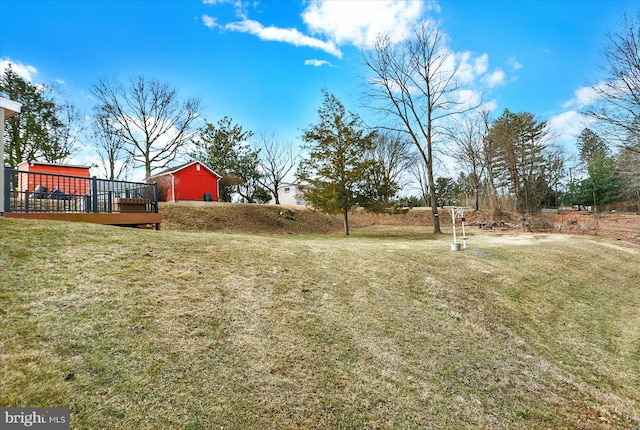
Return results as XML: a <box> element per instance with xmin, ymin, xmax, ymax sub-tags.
<box><xmin>3</xmin><ymin>168</ymin><xmax>158</xmax><ymax>214</ymax></box>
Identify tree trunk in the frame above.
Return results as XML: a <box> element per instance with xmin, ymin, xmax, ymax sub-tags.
<box><xmin>343</xmin><ymin>207</ymin><xmax>350</xmax><ymax>236</ymax></box>
<box><xmin>273</xmin><ymin>182</ymin><xmax>280</xmax><ymax>204</ymax></box>
<box><xmin>145</xmin><ymin>153</ymin><xmax>151</xmax><ymax>181</ymax></box>
<box><xmin>426</xmin><ymin>150</ymin><xmax>442</xmax><ymax>234</ymax></box>
<box><xmin>474</xmin><ymin>185</ymin><xmax>480</xmax><ymax>211</ymax></box>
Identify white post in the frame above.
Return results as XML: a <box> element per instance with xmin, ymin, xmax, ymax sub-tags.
<box><xmin>449</xmin><ymin>206</ymin><xmax>461</xmax><ymax>251</ymax></box>
<box><xmin>451</xmin><ymin>206</ymin><xmax>457</xmax><ymax>244</ymax></box>
<box><xmin>461</xmin><ymin>214</ymin><xmax>468</xmax><ymax>249</ymax></box>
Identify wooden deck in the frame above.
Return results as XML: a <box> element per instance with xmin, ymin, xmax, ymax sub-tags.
<box><xmin>3</xmin><ymin>212</ymin><xmax>162</xmax><ymax>229</ymax></box>
<box><xmin>4</xmin><ymin>168</ymin><xmax>162</xmax><ymax>229</ymax></box>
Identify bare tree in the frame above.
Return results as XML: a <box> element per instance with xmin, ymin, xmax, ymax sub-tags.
<box><xmin>41</xmin><ymin>102</ymin><xmax>84</xmax><ymax>163</ymax></box>
<box><xmin>362</xmin><ymin>21</ymin><xmax>476</xmax><ymax>233</ymax></box>
<box><xmin>92</xmin><ymin>76</ymin><xmax>202</xmax><ymax>180</ymax></box>
<box><xmin>256</xmin><ymin>134</ymin><xmax>298</xmax><ymax>204</ymax></box>
<box><xmin>408</xmin><ymin>153</ymin><xmax>430</xmax><ymax>206</ymax></box>
<box><xmin>359</xmin><ymin>131</ymin><xmax>414</xmax><ymax>211</ymax></box>
<box><xmin>586</xmin><ymin>12</ymin><xmax>640</xmax><ymax>153</ymax></box>
<box><xmin>92</xmin><ymin>112</ymin><xmax>132</xmax><ymax>180</ymax></box>
<box><xmin>445</xmin><ymin>112</ymin><xmax>488</xmax><ymax>210</ymax></box>
<box><xmin>617</xmin><ymin>145</ymin><xmax>640</xmax><ymax>204</ymax></box>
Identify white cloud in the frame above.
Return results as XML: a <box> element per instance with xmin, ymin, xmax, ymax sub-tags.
<box><xmin>202</xmin><ymin>1</ymin><xmax>436</xmax><ymax>60</ymax></box>
<box><xmin>473</xmin><ymin>53</ymin><xmax>489</xmax><ymax>75</ymax></box>
<box><xmin>507</xmin><ymin>56</ymin><xmax>522</xmax><ymax>70</ymax></box>
<box><xmin>480</xmin><ymin>99</ymin><xmax>498</xmax><ymax>113</ymax></box>
<box><xmin>562</xmin><ymin>84</ymin><xmax>604</xmax><ymax>109</ymax></box>
<box><xmin>202</xmin><ymin>14</ymin><xmax>217</xmax><ymax>29</ymax></box>
<box><xmin>548</xmin><ymin>110</ymin><xmax>595</xmax><ymax>141</ymax></box>
<box><xmin>482</xmin><ymin>69</ymin><xmax>506</xmax><ymax>88</ymax></box>
<box><xmin>225</xmin><ymin>19</ymin><xmax>342</xmax><ymax>57</ymax></box>
<box><xmin>202</xmin><ymin>0</ymin><xmax>242</xmax><ymax>6</ymax></box>
<box><xmin>456</xmin><ymin>89</ymin><xmax>482</xmax><ymax>110</ymax></box>
<box><xmin>304</xmin><ymin>59</ymin><xmax>333</xmax><ymax>67</ymax></box>
<box><xmin>455</xmin><ymin>51</ymin><xmax>474</xmax><ymax>84</ymax></box>
<box><xmin>0</xmin><ymin>58</ymin><xmax>37</xmax><ymax>82</ymax></box>
<box><xmin>456</xmin><ymin>51</ymin><xmax>491</xmax><ymax>85</ymax></box>
<box><xmin>301</xmin><ymin>0</ymin><xmax>431</xmax><ymax>48</ymax></box>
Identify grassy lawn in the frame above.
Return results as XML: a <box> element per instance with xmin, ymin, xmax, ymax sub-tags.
<box><xmin>1</xmin><ymin>217</ymin><xmax>639</xmax><ymax>429</ymax></box>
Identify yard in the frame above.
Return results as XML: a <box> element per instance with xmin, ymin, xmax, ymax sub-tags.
<box><xmin>0</xmin><ymin>208</ymin><xmax>639</xmax><ymax>429</ymax></box>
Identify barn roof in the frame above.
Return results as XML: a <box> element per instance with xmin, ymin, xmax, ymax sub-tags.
<box><xmin>149</xmin><ymin>161</ymin><xmax>222</xmax><ymax>179</ymax></box>
<box><xmin>19</xmin><ymin>160</ymin><xmax>92</xmax><ymax>170</ymax></box>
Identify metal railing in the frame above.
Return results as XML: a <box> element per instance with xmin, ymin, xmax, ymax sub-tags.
<box><xmin>3</xmin><ymin>168</ymin><xmax>158</xmax><ymax>214</ymax></box>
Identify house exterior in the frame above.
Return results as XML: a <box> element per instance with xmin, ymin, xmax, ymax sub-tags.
<box><xmin>1</xmin><ymin>97</ymin><xmax>24</xmax><ymax>214</ymax></box>
<box><xmin>268</xmin><ymin>182</ymin><xmax>308</xmax><ymax>206</ymax></box>
<box><xmin>17</xmin><ymin>161</ymin><xmax>92</xmax><ymax>196</ymax></box>
<box><xmin>149</xmin><ymin>161</ymin><xmax>221</xmax><ymax>202</ymax></box>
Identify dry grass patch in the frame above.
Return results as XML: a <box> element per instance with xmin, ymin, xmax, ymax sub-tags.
<box><xmin>1</xmin><ymin>217</ymin><xmax>639</xmax><ymax>429</ymax></box>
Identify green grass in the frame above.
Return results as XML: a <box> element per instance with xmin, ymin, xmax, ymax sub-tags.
<box><xmin>1</xmin><ymin>217</ymin><xmax>639</xmax><ymax>429</ymax></box>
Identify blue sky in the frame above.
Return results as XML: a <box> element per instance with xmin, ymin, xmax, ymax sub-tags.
<box><xmin>0</xmin><ymin>0</ymin><xmax>636</xmax><ymax>179</ymax></box>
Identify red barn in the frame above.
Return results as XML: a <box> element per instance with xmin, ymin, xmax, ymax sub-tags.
<box><xmin>149</xmin><ymin>161</ymin><xmax>221</xmax><ymax>202</ymax></box>
<box><xmin>18</xmin><ymin>161</ymin><xmax>91</xmax><ymax>195</ymax></box>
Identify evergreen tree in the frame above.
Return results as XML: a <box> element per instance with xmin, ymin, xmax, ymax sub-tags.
<box><xmin>190</xmin><ymin>117</ymin><xmax>264</xmax><ymax>202</ymax></box>
<box><xmin>1</xmin><ymin>65</ymin><xmax>78</xmax><ymax>167</ymax></box>
<box><xmin>580</xmin><ymin>130</ymin><xmax>621</xmax><ymax>210</ymax></box>
<box><xmin>298</xmin><ymin>91</ymin><xmax>376</xmax><ymax>235</ymax></box>
<box><xmin>487</xmin><ymin>109</ymin><xmax>553</xmax><ymax>213</ymax></box>
<box><xmin>564</xmin><ymin>128</ymin><xmax>621</xmax><ymax>210</ymax></box>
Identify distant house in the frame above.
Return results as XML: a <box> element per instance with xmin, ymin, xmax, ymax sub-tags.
<box><xmin>149</xmin><ymin>161</ymin><xmax>221</xmax><ymax>202</ymax></box>
<box><xmin>268</xmin><ymin>182</ymin><xmax>308</xmax><ymax>206</ymax></box>
<box><xmin>17</xmin><ymin>161</ymin><xmax>91</xmax><ymax>196</ymax></box>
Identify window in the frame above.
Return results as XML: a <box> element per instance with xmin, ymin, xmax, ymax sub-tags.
<box><xmin>196</xmin><ymin>164</ymin><xmax>201</xmax><ymax>171</ymax></box>
<box><xmin>284</xmin><ymin>187</ymin><xmax>291</xmax><ymax>193</ymax></box>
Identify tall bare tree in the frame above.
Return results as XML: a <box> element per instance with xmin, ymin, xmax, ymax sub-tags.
<box><xmin>446</xmin><ymin>112</ymin><xmax>489</xmax><ymax>211</ymax></box>
<box><xmin>256</xmin><ymin>134</ymin><xmax>298</xmax><ymax>204</ymax></box>
<box><xmin>92</xmin><ymin>112</ymin><xmax>131</xmax><ymax>180</ymax></box>
<box><xmin>92</xmin><ymin>76</ymin><xmax>202</xmax><ymax>180</ymax></box>
<box><xmin>362</xmin><ymin>21</ymin><xmax>476</xmax><ymax>233</ymax></box>
<box><xmin>586</xmin><ymin>12</ymin><xmax>640</xmax><ymax>153</ymax></box>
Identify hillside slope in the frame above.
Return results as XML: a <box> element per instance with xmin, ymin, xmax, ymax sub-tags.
<box><xmin>159</xmin><ymin>202</ymin><xmax>344</xmax><ymax>234</ymax></box>
<box><xmin>1</xmin><ymin>217</ymin><xmax>638</xmax><ymax>429</ymax></box>
<box><xmin>160</xmin><ymin>202</ymin><xmax>640</xmax><ymax>245</ymax></box>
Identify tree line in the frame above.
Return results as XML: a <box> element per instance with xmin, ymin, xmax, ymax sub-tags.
<box><xmin>2</xmin><ymin>12</ymin><xmax>639</xmax><ymax>235</ymax></box>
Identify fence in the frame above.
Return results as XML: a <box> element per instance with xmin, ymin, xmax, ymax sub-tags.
<box><xmin>3</xmin><ymin>168</ymin><xmax>158</xmax><ymax>214</ymax></box>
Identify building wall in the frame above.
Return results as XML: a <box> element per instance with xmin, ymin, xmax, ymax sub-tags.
<box><xmin>151</xmin><ymin>162</ymin><xmax>219</xmax><ymax>202</ymax></box>
<box><xmin>174</xmin><ymin>163</ymin><xmax>219</xmax><ymax>201</ymax></box>
<box><xmin>268</xmin><ymin>183</ymin><xmax>307</xmax><ymax>206</ymax></box>
<box><xmin>18</xmin><ymin>162</ymin><xmax>91</xmax><ymax>195</ymax></box>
